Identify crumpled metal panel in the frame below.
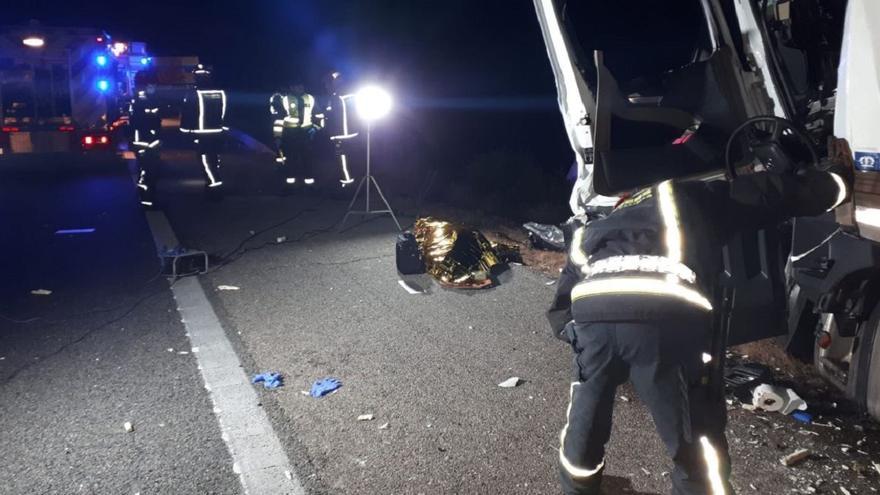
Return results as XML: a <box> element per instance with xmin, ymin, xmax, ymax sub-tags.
<box><xmin>413</xmin><ymin>217</ymin><xmax>513</xmax><ymax>289</ymax></box>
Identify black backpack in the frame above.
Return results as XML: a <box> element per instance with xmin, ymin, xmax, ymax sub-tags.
<box><xmin>396</xmin><ymin>231</ymin><xmax>425</xmax><ymax>275</ymax></box>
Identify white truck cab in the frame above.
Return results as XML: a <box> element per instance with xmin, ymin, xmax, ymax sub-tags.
<box><xmin>535</xmin><ymin>0</ymin><xmax>880</xmax><ymax>419</ymax></box>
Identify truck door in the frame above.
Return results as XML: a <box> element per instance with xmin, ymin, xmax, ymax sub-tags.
<box><xmin>534</xmin><ymin>0</ymin><xmax>791</xmax><ymax>345</ymax></box>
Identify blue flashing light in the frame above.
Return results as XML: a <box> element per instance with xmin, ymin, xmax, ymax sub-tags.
<box><xmin>96</xmin><ymin>55</ymin><xmax>108</xmax><ymax>67</ymax></box>
<box><xmin>97</xmin><ymin>79</ymin><xmax>110</xmax><ymax>92</ymax></box>
<box><xmin>140</xmin><ymin>57</ymin><xmax>150</xmax><ymax>66</ymax></box>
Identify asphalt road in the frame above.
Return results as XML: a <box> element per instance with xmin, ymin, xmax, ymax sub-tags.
<box><xmin>2</xmin><ymin>146</ymin><xmax>879</xmax><ymax>495</ymax></box>
<box><xmin>0</xmin><ymin>153</ymin><xmax>240</xmax><ymax>495</ymax></box>
<box><xmin>157</xmin><ymin>147</ymin><xmax>880</xmax><ymax>494</ymax></box>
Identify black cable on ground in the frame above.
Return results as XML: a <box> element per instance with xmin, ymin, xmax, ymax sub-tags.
<box><xmin>208</xmin><ymin>197</ymin><xmax>392</xmax><ymax>273</ymax></box>
<box><xmin>0</xmin><ymin>263</ymin><xmax>166</xmax><ymax>326</ymax></box>
<box><xmin>2</xmin><ymin>279</ymin><xmax>173</xmax><ymax>384</ymax></box>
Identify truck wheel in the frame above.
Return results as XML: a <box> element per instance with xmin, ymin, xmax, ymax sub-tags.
<box><xmin>854</xmin><ymin>303</ymin><xmax>880</xmax><ymax>420</ymax></box>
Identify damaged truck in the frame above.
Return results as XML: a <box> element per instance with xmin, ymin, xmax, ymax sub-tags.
<box><xmin>534</xmin><ymin>0</ymin><xmax>879</xmax><ymax>420</ymax></box>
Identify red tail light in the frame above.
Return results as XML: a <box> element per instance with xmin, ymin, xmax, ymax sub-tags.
<box><xmin>99</xmin><ymin>136</ymin><xmax>109</xmax><ymax>144</ymax></box>
<box><xmin>59</xmin><ymin>125</ymin><xmax>75</xmax><ymax>132</ymax></box>
<box><xmin>83</xmin><ymin>136</ymin><xmax>94</xmax><ymax>145</ymax></box>
<box><xmin>1</xmin><ymin>126</ymin><xmax>20</xmax><ymax>133</ymax></box>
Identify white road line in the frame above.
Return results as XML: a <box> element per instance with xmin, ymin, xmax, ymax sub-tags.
<box><xmin>144</xmin><ymin>211</ymin><xmax>303</xmax><ymax>495</ymax></box>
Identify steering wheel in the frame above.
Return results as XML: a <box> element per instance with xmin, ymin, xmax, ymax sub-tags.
<box><xmin>724</xmin><ymin>116</ymin><xmax>820</xmax><ymax>179</ymax></box>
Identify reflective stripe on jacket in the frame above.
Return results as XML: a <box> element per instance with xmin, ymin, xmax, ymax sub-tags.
<box><xmin>558</xmin><ymin>169</ymin><xmax>849</xmax><ymax>323</ymax></box>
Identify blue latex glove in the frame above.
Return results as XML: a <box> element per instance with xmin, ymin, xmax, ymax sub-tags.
<box><xmin>252</xmin><ymin>372</ymin><xmax>283</xmax><ymax>389</ymax></box>
<box><xmin>309</xmin><ymin>377</ymin><xmax>342</xmax><ymax>398</ymax></box>
<box><xmin>791</xmin><ymin>411</ymin><xmax>812</xmax><ymax>424</ymax></box>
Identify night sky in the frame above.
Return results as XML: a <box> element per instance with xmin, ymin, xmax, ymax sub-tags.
<box><xmin>5</xmin><ymin>1</ymin><xmax>558</xmax><ymax>101</ymax></box>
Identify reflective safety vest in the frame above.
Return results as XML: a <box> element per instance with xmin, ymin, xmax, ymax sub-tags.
<box><xmin>281</xmin><ymin>93</ymin><xmax>323</xmax><ymax>130</ymax></box>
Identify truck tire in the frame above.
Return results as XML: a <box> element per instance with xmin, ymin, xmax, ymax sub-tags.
<box><xmin>854</xmin><ymin>303</ymin><xmax>880</xmax><ymax>420</ymax></box>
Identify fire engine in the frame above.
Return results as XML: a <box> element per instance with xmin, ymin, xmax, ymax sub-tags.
<box><xmin>0</xmin><ymin>22</ymin><xmax>152</xmax><ymax>154</ymax></box>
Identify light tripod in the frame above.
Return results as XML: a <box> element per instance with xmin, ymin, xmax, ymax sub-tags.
<box><xmin>340</xmin><ymin>87</ymin><xmax>401</xmax><ymax>231</ymax></box>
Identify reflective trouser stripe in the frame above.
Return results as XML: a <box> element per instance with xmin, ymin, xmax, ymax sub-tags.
<box><xmin>559</xmin><ymin>382</ymin><xmax>605</xmax><ymax>478</ymax></box>
<box><xmin>571</xmin><ymin>277</ymin><xmax>713</xmax><ymax>311</ymax></box>
<box><xmin>700</xmin><ymin>436</ymin><xmax>726</xmax><ymax>495</ymax></box>
<box><xmin>201</xmin><ymin>154</ymin><xmax>220</xmax><ymax>186</ymax></box>
<box><xmin>339</xmin><ymin>154</ymin><xmax>353</xmax><ymax>183</ymax></box>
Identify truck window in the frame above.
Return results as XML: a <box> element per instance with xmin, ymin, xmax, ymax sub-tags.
<box><xmin>562</xmin><ymin>0</ymin><xmax>711</xmax><ymax>87</ymax></box>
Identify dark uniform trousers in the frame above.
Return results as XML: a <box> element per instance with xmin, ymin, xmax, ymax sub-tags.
<box><xmin>561</xmin><ymin>318</ymin><xmax>734</xmax><ymax>495</ymax></box>
<box><xmin>280</xmin><ymin>127</ymin><xmax>315</xmax><ymax>182</ymax></box>
<box><xmin>135</xmin><ymin>147</ymin><xmax>161</xmax><ymax>203</ymax></box>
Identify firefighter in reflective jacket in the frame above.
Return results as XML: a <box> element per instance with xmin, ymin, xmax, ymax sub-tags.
<box><xmin>547</xmin><ymin>165</ymin><xmax>851</xmax><ymax>495</ymax></box>
<box><xmin>322</xmin><ymin>71</ymin><xmax>356</xmax><ymax>186</ymax></box>
<box><xmin>180</xmin><ymin>65</ymin><xmax>227</xmax><ymax>194</ymax></box>
<box><xmin>130</xmin><ymin>73</ymin><xmax>162</xmax><ymax>208</ymax></box>
<box><xmin>277</xmin><ymin>82</ymin><xmax>323</xmax><ymax>188</ymax></box>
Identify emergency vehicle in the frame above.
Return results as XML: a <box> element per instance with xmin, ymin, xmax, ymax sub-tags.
<box><xmin>0</xmin><ymin>23</ymin><xmax>152</xmax><ymax>154</ymax></box>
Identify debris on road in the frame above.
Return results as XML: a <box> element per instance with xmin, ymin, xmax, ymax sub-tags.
<box><xmin>357</xmin><ymin>414</ymin><xmax>374</xmax><ymax>422</ymax></box>
<box><xmin>792</xmin><ymin>411</ymin><xmax>813</xmax><ymax>424</ymax></box>
<box><xmin>840</xmin><ymin>487</ymin><xmax>852</xmax><ymax>495</ymax></box>
<box><xmin>752</xmin><ymin>384</ymin><xmax>808</xmax><ymax>415</ymax></box>
<box><xmin>522</xmin><ymin>222</ymin><xmax>565</xmax><ymax>251</ymax></box>
<box><xmin>276</xmin><ymin>236</ymin><xmax>287</xmax><ymax>244</ymax></box>
<box><xmin>217</xmin><ymin>285</ymin><xmax>240</xmax><ymax>291</ymax></box>
<box><xmin>619</xmin><ymin>396</ymin><xmax>630</xmax><ymax>402</ymax></box>
<box><xmin>780</xmin><ymin>448</ymin><xmax>811</xmax><ymax>467</ymax></box>
<box><xmin>309</xmin><ymin>377</ymin><xmax>342</xmax><ymax>398</ymax></box>
<box><xmin>498</xmin><ymin>377</ymin><xmax>521</xmax><ymax>388</ymax></box>
<box><xmin>544</xmin><ymin>279</ymin><xmax>557</xmax><ymax>286</ymax></box>
<box><xmin>725</xmin><ymin>363</ymin><xmax>772</xmax><ymax>393</ymax></box>
<box><xmin>251</xmin><ymin>372</ymin><xmax>283</xmax><ymax>389</ymax></box>
<box><xmin>398</xmin><ymin>280</ymin><xmax>425</xmax><ymax>295</ymax></box>
<box><xmin>379</xmin><ymin>422</ymin><xmax>390</xmax><ymax>430</ymax></box>
<box><xmin>30</xmin><ymin>289</ymin><xmax>52</xmax><ymax>296</ymax></box>
<box><xmin>123</xmin><ymin>421</ymin><xmax>134</xmax><ymax>433</ymax></box>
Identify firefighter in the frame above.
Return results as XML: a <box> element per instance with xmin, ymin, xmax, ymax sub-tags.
<box><xmin>321</xmin><ymin>71</ymin><xmax>356</xmax><ymax>186</ymax></box>
<box><xmin>180</xmin><ymin>64</ymin><xmax>227</xmax><ymax>196</ymax></box>
<box><xmin>548</xmin><ymin>162</ymin><xmax>851</xmax><ymax>494</ymax></box>
<box><xmin>277</xmin><ymin>82</ymin><xmax>323</xmax><ymax>189</ymax></box>
<box><xmin>269</xmin><ymin>90</ymin><xmax>286</xmax><ymax>164</ymax></box>
<box><xmin>130</xmin><ymin>72</ymin><xmax>162</xmax><ymax>208</ymax></box>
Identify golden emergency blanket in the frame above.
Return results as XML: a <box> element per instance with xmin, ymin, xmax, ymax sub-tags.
<box><xmin>413</xmin><ymin>217</ymin><xmax>513</xmax><ymax>289</ymax></box>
